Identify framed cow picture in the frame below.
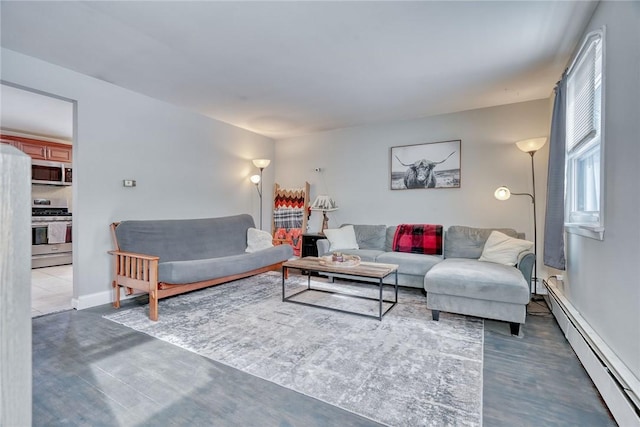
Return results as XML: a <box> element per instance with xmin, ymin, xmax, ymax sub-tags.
<box><xmin>390</xmin><ymin>140</ymin><xmax>461</xmax><ymax>190</ymax></box>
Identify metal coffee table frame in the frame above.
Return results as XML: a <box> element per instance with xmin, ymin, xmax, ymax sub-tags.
<box><xmin>282</xmin><ymin>259</ymin><xmax>398</xmax><ymax>321</ymax></box>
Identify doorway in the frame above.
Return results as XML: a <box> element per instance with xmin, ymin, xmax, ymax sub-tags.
<box><xmin>0</xmin><ymin>82</ymin><xmax>76</xmax><ymax>316</ymax></box>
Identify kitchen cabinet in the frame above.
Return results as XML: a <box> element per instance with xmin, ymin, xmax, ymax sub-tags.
<box><xmin>1</xmin><ymin>134</ymin><xmax>72</xmax><ymax>162</ymax></box>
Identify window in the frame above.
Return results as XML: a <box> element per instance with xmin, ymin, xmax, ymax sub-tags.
<box><xmin>565</xmin><ymin>29</ymin><xmax>605</xmax><ymax>239</ymax></box>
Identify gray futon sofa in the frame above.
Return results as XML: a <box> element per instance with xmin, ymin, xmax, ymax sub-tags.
<box><xmin>110</xmin><ymin>214</ymin><xmax>292</xmax><ymax>320</ymax></box>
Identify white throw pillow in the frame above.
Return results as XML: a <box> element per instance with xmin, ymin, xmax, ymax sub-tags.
<box><xmin>245</xmin><ymin>228</ymin><xmax>274</xmax><ymax>253</ymax></box>
<box><xmin>324</xmin><ymin>225</ymin><xmax>360</xmax><ymax>252</ymax></box>
<box><xmin>478</xmin><ymin>231</ymin><xmax>534</xmax><ymax>266</ymax></box>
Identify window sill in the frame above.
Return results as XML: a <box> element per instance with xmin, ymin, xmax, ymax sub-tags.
<box><xmin>565</xmin><ymin>224</ymin><xmax>604</xmax><ymax>240</ymax></box>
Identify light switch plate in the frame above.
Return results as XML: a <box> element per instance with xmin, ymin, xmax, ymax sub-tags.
<box><xmin>123</xmin><ymin>179</ymin><xmax>136</xmax><ymax>187</ymax></box>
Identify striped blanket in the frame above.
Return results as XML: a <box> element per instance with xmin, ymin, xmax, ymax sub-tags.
<box><xmin>273</xmin><ymin>207</ymin><xmax>304</xmax><ymax>229</ymax></box>
<box><xmin>392</xmin><ymin>224</ymin><xmax>443</xmax><ymax>255</ymax></box>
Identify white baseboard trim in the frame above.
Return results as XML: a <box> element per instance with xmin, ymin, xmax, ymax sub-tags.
<box><xmin>545</xmin><ymin>281</ymin><xmax>640</xmax><ymax>426</ymax></box>
<box><xmin>72</xmin><ymin>288</ymin><xmax>136</xmax><ymax>310</ymax></box>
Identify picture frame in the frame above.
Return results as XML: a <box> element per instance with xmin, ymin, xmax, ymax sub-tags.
<box><xmin>390</xmin><ymin>140</ymin><xmax>461</xmax><ymax>190</ymax></box>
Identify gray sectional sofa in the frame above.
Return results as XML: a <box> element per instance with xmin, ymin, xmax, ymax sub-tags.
<box><xmin>110</xmin><ymin>214</ymin><xmax>293</xmax><ymax>320</ymax></box>
<box><xmin>317</xmin><ymin>224</ymin><xmax>534</xmax><ymax>335</ymax></box>
<box><xmin>316</xmin><ymin>224</ymin><xmax>441</xmax><ymax>288</ymax></box>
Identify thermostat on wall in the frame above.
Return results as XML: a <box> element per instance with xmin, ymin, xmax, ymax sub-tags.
<box><xmin>123</xmin><ymin>179</ymin><xmax>136</xmax><ymax>187</ymax></box>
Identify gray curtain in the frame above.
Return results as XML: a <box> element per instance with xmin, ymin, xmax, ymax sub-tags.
<box><xmin>543</xmin><ymin>73</ymin><xmax>567</xmax><ymax>270</ymax></box>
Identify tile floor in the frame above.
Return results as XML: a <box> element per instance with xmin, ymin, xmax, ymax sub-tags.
<box><xmin>31</xmin><ymin>264</ymin><xmax>73</xmax><ymax>317</ymax></box>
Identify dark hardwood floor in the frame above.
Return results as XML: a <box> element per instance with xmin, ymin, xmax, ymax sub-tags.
<box><xmin>483</xmin><ymin>299</ymin><xmax>616</xmax><ymax>426</ymax></box>
<box><xmin>31</xmin><ymin>294</ymin><xmax>616</xmax><ymax>426</ymax></box>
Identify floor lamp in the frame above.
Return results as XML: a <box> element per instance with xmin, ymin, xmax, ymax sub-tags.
<box><xmin>251</xmin><ymin>158</ymin><xmax>271</xmax><ymax>230</ymax></box>
<box><xmin>494</xmin><ymin>137</ymin><xmax>547</xmax><ymax>294</ymax></box>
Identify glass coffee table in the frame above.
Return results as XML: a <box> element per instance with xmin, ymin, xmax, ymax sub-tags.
<box><xmin>282</xmin><ymin>256</ymin><xmax>399</xmax><ymax>320</ymax></box>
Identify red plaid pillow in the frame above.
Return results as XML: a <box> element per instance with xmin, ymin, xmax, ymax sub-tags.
<box><xmin>392</xmin><ymin>224</ymin><xmax>443</xmax><ymax>255</ymax></box>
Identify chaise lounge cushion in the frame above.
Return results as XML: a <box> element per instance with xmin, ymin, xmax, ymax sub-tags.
<box><xmin>425</xmin><ymin>258</ymin><xmax>530</xmax><ymax>305</ymax></box>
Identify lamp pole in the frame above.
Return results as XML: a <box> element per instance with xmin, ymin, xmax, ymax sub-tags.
<box><xmin>528</xmin><ymin>151</ymin><xmax>538</xmax><ymax>294</ymax></box>
<box><xmin>258</xmin><ymin>167</ymin><xmax>264</xmax><ymax>229</ymax></box>
<box><xmin>510</xmin><ymin>190</ymin><xmax>537</xmax><ymax>294</ymax></box>
<box><xmin>251</xmin><ymin>159</ymin><xmax>271</xmax><ymax>230</ymax></box>
<box><xmin>494</xmin><ymin>185</ymin><xmax>537</xmax><ymax>295</ymax></box>
<box><xmin>514</xmin><ymin>137</ymin><xmax>546</xmax><ymax>295</ymax></box>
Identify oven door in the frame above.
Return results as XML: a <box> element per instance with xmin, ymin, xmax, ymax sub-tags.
<box><xmin>32</xmin><ymin>221</ymin><xmax>73</xmax><ymax>268</ymax></box>
<box><xmin>32</xmin><ymin>222</ymin><xmax>72</xmax><ymax>245</ymax></box>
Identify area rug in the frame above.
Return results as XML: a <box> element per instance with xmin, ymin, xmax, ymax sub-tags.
<box><xmin>104</xmin><ymin>272</ymin><xmax>484</xmax><ymax>426</ymax></box>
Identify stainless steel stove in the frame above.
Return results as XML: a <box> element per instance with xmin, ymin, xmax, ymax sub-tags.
<box><xmin>32</xmin><ymin>198</ymin><xmax>72</xmax><ymax>268</ymax></box>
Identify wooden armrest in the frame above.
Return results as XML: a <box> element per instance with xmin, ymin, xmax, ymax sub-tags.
<box><xmin>108</xmin><ymin>250</ymin><xmax>160</xmax><ymax>261</ymax></box>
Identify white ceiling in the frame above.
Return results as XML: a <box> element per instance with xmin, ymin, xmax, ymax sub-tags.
<box><xmin>0</xmin><ymin>84</ymin><xmax>73</xmax><ymax>141</ymax></box>
<box><xmin>0</xmin><ymin>1</ymin><xmax>597</xmax><ymax>140</ymax></box>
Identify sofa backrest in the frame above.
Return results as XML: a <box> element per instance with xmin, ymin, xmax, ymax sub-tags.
<box><xmin>339</xmin><ymin>224</ymin><xmax>387</xmax><ymax>250</ymax></box>
<box><xmin>444</xmin><ymin>225</ymin><xmax>523</xmax><ymax>259</ymax></box>
<box><xmin>114</xmin><ymin>214</ymin><xmax>255</xmax><ymax>262</ymax></box>
<box><xmin>385</xmin><ymin>226</ymin><xmax>397</xmax><ymax>252</ymax></box>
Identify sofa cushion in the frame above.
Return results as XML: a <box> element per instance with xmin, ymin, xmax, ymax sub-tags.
<box><xmin>350</xmin><ymin>224</ymin><xmax>387</xmax><ymax>250</ymax></box>
<box><xmin>336</xmin><ymin>249</ymin><xmax>385</xmax><ymax>262</ymax></box>
<box><xmin>115</xmin><ymin>214</ymin><xmax>255</xmax><ymax>262</ymax></box>
<box><xmin>424</xmin><ymin>258</ymin><xmax>530</xmax><ymax>304</ymax></box>
<box><xmin>324</xmin><ymin>225</ymin><xmax>359</xmax><ymax>251</ymax></box>
<box><xmin>384</xmin><ymin>226</ymin><xmax>398</xmax><ymax>252</ymax></box>
<box><xmin>444</xmin><ymin>225</ymin><xmax>520</xmax><ymax>259</ymax></box>
<box><xmin>159</xmin><ymin>244</ymin><xmax>292</xmax><ymax>284</ymax></box>
<box><xmin>376</xmin><ymin>251</ymin><xmax>441</xmax><ymax>276</ymax></box>
<box><xmin>245</xmin><ymin>228</ymin><xmax>274</xmax><ymax>253</ymax></box>
<box><xmin>478</xmin><ymin>231</ymin><xmax>533</xmax><ymax>266</ymax></box>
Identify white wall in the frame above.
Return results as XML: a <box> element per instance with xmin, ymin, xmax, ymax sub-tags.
<box><xmin>563</xmin><ymin>2</ymin><xmax>640</xmax><ymax>383</ymax></box>
<box><xmin>1</xmin><ymin>48</ymin><xmax>275</xmax><ymax>306</ymax></box>
<box><xmin>275</xmin><ymin>98</ymin><xmax>551</xmax><ymax>276</ymax></box>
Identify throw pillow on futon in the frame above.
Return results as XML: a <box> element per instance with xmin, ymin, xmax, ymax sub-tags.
<box><xmin>246</xmin><ymin>228</ymin><xmax>274</xmax><ymax>253</ymax></box>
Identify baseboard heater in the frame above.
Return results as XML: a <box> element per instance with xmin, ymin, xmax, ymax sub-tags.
<box><xmin>545</xmin><ymin>280</ymin><xmax>640</xmax><ymax>426</ymax></box>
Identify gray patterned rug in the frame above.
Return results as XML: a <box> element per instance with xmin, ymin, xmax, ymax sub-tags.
<box><xmin>104</xmin><ymin>272</ymin><xmax>483</xmax><ymax>426</ymax></box>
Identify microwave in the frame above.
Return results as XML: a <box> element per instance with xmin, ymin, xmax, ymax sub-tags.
<box><xmin>32</xmin><ymin>160</ymin><xmax>72</xmax><ymax>186</ymax></box>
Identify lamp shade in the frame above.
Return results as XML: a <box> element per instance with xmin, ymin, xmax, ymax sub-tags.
<box><xmin>310</xmin><ymin>195</ymin><xmax>338</xmax><ymax>211</ymax></box>
<box><xmin>250</xmin><ymin>174</ymin><xmax>261</xmax><ymax>184</ymax></box>
<box><xmin>515</xmin><ymin>137</ymin><xmax>547</xmax><ymax>153</ymax></box>
<box><xmin>494</xmin><ymin>186</ymin><xmax>511</xmax><ymax>201</ymax></box>
<box><xmin>252</xmin><ymin>159</ymin><xmax>271</xmax><ymax>169</ymax></box>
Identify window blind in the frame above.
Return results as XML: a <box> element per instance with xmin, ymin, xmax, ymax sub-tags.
<box><xmin>567</xmin><ymin>36</ymin><xmax>600</xmax><ymax>152</ymax></box>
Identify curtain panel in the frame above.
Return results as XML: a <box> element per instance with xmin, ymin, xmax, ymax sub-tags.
<box><xmin>543</xmin><ymin>73</ymin><xmax>568</xmax><ymax>270</ymax></box>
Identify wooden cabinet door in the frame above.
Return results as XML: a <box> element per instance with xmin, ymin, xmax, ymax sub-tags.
<box><xmin>1</xmin><ymin>140</ymin><xmax>22</xmax><ymax>150</ymax></box>
<box><xmin>19</xmin><ymin>141</ymin><xmax>47</xmax><ymax>160</ymax></box>
<box><xmin>1</xmin><ymin>135</ymin><xmax>72</xmax><ymax>162</ymax></box>
<box><xmin>47</xmin><ymin>145</ymin><xmax>72</xmax><ymax>162</ymax></box>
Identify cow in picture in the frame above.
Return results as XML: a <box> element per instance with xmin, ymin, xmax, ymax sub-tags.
<box><xmin>395</xmin><ymin>151</ymin><xmax>456</xmax><ymax>188</ymax></box>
